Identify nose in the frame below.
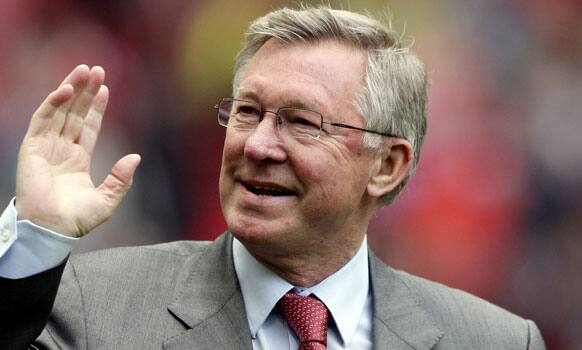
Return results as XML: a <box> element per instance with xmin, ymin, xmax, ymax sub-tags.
<box><xmin>243</xmin><ymin>111</ymin><xmax>288</xmax><ymax>163</ymax></box>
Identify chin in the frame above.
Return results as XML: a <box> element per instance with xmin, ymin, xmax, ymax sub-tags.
<box><xmin>226</xmin><ymin>214</ymin><xmax>289</xmax><ymax>247</ymax></box>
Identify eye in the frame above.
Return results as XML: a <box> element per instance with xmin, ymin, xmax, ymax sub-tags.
<box><xmin>293</xmin><ymin>116</ymin><xmax>317</xmax><ymax>126</ymax></box>
<box><xmin>237</xmin><ymin>105</ymin><xmax>260</xmax><ymax>116</ymax></box>
<box><xmin>280</xmin><ymin>108</ymin><xmax>322</xmax><ymax>138</ymax></box>
<box><xmin>229</xmin><ymin>100</ymin><xmax>261</xmax><ymax>128</ymax></box>
<box><xmin>283</xmin><ymin>110</ymin><xmax>319</xmax><ymax>128</ymax></box>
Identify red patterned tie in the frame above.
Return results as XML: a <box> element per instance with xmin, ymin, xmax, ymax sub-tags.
<box><xmin>278</xmin><ymin>291</ymin><xmax>329</xmax><ymax>350</ymax></box>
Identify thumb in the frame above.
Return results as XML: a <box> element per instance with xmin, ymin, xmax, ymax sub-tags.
<box><xmin>97</xmin><ymin>154</ymin><xmax>141</xmax><ymax>207</ymax></box>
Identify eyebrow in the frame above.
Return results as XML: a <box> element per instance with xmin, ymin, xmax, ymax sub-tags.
<box><xmin>234</xmin><ymin>87</ymin><xmax>322</xmax><ymax>112</ymax></box>
<box><xmin>235</xmin><ymin>87</ymin><xmax>258</xmax><ymax>99</ymax></box>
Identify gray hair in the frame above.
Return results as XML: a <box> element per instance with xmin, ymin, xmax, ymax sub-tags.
<box><xmin>233</xmin><ymin>5</ymin><xmax>428</xmax><ymax>206</ymax></box>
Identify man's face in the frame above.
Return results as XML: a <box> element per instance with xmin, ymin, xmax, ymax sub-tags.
<box><xmin>219</xmin><ymin>39</ymin><xmax>380</xmax><ymax>259</ymax></box>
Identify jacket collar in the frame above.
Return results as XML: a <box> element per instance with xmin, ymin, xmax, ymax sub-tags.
<box><xmin>164</xmin><ymin>233</ymin><xmax>252</xmax><ymax>350</ymax></box>
<box><xmin>162</xmin><ymin>233</ymin><xmax>443</xmax><ymax>350</ymax></box>
<box><xmin>370</xmin><ymin>250</ymin><xmax>444</xmax><ymax>349</ymax></box>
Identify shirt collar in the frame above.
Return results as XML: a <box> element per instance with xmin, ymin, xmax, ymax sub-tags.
<box><xmin>233</xmin><ymin>236</ymin><xmax>369</xmax><ymax>346</ymax></box>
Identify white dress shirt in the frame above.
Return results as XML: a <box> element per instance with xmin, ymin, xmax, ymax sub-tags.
<box><xmin>0</xmin><ymin>199</ymin><xmax>76</xmax><ymax>279</ymax></box>
<box><xmin>0</xmin><ymin>200</ymin><xmax>373</xmax><ymax>348</ymax></box>
<box><xmin>233</xmin><ymin>238</ymin><xmax>373</xmax><ymax>349</ymax></box>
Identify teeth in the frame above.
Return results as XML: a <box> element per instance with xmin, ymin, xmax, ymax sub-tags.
<box><xmin>255</xmin><ymin>186</ymin><xmax>286</xmax><ymax>193</ymax></box>
<box><xmin>245</xmin><ymin>183</ymin><xmax>292</xmax><ymax>196</ymax></box>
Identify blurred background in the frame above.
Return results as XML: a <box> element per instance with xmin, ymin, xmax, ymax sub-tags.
<box><xmin>1</xmin><ymin>0</ymin><xmax>580</xmax><ymax>348</ymax></box>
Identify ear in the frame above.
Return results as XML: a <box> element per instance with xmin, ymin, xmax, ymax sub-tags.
<box><xmin>367</xmin><ymin>138</ymin><xmax>414</xmax><ymax>198</ymax></box>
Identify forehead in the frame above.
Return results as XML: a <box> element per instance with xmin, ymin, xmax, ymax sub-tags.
<box><xmin>237</xmin><ymin>39</ymin><xmax>367</xmax><ymax>119</ymax></box>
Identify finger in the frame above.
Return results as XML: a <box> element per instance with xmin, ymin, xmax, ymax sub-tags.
<box><xmin>48</xmin><ymin>65</ymin><xmax>92</xmax><ymax>134</ymax></box>
<box><xmin>97</xmin><ymin>154</ymin><xmax>141</xmax><ymax>208</ymax></box>
<box><xmin>26</xmin><ymin>84</ymin><xmax>75</xmax><ymax>137</ymax></box>
<box><xmin>78</xmin><ymin>85</ymin><xmax>109</xmax><ymax>155</ymax></box>
<box><xmin>61</xmin><ymin>66</ymin><xmax>105</xmax><ymax>142</ymax></box>
<box><xmin>57</xmin><ymin>64</ymin><xmax>91</xmax><ymax>89</ymax></box>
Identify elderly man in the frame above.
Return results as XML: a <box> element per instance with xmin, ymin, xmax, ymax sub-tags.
<box><xmin>0</xmin><ymin>6</ymin><xmax>544</xmax><ymax>350</ymax></box>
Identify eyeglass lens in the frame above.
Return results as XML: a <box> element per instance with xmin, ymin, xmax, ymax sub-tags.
<box><xmin>217</xmin><ymin>98</ymin><xmax>323</xmax><ymax>138</ymax></box>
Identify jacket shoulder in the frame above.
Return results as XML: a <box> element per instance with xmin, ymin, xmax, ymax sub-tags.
<box><xmin>392</xmin><ymin>268</ymin><xmax>541</xmax><ymax>348</ymax></box>
<box><xmin>40</xmin><ymin>240</ymin><xmax>220</xmax><ymax>348</ymax></box>
<box><xmin>72</xmin><ymin>239</ymin><xmax>213</xmax><ymax>260</ymax></box>
<box><xmin>69</xmin><ymin>240</ymin><xmax>211</xmax><ymax>269</ymax></box>
<box><xmin>65</xmin><ymin>240</ymin><xmax>214</xmax><ymax>297</ymax></box>
<box><xmin>395</xmin><ymin>269</ymin><xmax>516</xmax><ymax>318</ymax></box>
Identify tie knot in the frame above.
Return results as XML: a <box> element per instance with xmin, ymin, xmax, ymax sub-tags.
<box><xmin>279</xmin><ymin>291</ymin><xmax>329</xmax><ymax>349</ymax></box>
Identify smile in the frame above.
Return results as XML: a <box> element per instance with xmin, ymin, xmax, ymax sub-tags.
<box><xmin>242</xmin><ymin>182</ymin><xmax>296</xmax><ymax>197</ymax></box>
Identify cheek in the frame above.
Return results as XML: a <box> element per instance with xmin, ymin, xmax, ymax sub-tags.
<box><xmin>296</xmin><ymin>145</ymin><xmax>363</xmax><ymax>200</ymax></box>
<box><xmin>221</xmin><ymin>132</ymin><xmax>246</xmax><ymax>171</ymax></box>
<box><xmin>222</xmin><ymin>130</ymin><xmax>244</xmax><ymax>158</ymax></box>
<box><xmin>317</xmin><ymin>139</ymin><xmax>369</xmax><ymax>178</ymax></box>
<box><xmin>314</xmin><ymin>141</ymin><xmax>373</xmax><ymax>197</ymax></box>
<box><xmin>219</xmin><ymin>133</ymin><xmax>245</xmax><ymax>196</ymax></box>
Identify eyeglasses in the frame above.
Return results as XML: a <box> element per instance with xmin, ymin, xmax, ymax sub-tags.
<box><xmin>214</xmin><ymin>98</ymin><xmax>400</xmax><ymax>139</ymax></box>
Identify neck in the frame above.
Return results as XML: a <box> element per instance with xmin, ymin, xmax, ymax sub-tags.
<box><xmin>245</xmin><ymin>235</ymin><xmax>365</xmax><ymax>287</ymax></box>
<box><xmin>237</xmin><ymin>196</ymin><xmax>377</xmax><ymax>287</ymax></box>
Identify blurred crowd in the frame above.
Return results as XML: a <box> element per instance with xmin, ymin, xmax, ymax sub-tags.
<box><xmin>1</xmin><ymin>0</ymin><xmax>580</xmax><ymax>348</ymax></box>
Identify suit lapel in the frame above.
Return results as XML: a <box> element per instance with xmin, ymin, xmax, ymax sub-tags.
<box><xmin>164</xmin><ymin>233</ymin><xmax>252</xmax><ymax>350</ymax></box>
<box><xmin>160</xmin><ymin>234</ymin><xmax>443</xmax><ymax>349</ymax></box>
<box><xmin>369</xmin><ymin>251</ymin><xmax>444</xmax><ymax>350</ymax></box>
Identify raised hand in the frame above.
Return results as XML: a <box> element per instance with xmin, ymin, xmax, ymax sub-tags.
<box><xmin>15</xmin><ymin>65</ymin><xmax>141</xmax><ymax>237</ymax></box>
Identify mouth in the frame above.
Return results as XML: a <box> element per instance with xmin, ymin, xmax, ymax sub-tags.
<box><xmin>242</xmin><ymin>181</ymin><xmax>296</xmax><ymax>197</ymax></box>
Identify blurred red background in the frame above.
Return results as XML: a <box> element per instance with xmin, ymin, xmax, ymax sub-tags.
<box><xmin>1</xmin><ymin>1</ymin><xmax>580</xmax><ymax>348</ymax></box>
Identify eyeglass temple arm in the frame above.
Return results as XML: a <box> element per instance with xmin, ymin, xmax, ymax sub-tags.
<box><xmin>327</xmin><ymin>122</ymin><xmax>400</xmax><ymax>138</ymax></box>
<box><xmin>214</xmin><ymin>103</ymin><xmax>402</xmax><ymax>139</ymax></box>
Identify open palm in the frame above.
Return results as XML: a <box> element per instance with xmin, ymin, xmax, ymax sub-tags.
<box><xmin>16</xmin><ymin>65</ymin><xmax>140</xmax><ymax>237</ymax></box>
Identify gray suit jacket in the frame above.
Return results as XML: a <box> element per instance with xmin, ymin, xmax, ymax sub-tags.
<box><xmin>0</xmin><ymin>233</ymin><xmax>545</xmax><ymax>349</ymax></box>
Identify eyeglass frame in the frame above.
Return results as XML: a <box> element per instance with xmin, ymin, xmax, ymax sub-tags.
<box><xmin>213</xmin><ymin>97</ymin><xmax>402</xmax><ymax>139</ymax></box>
